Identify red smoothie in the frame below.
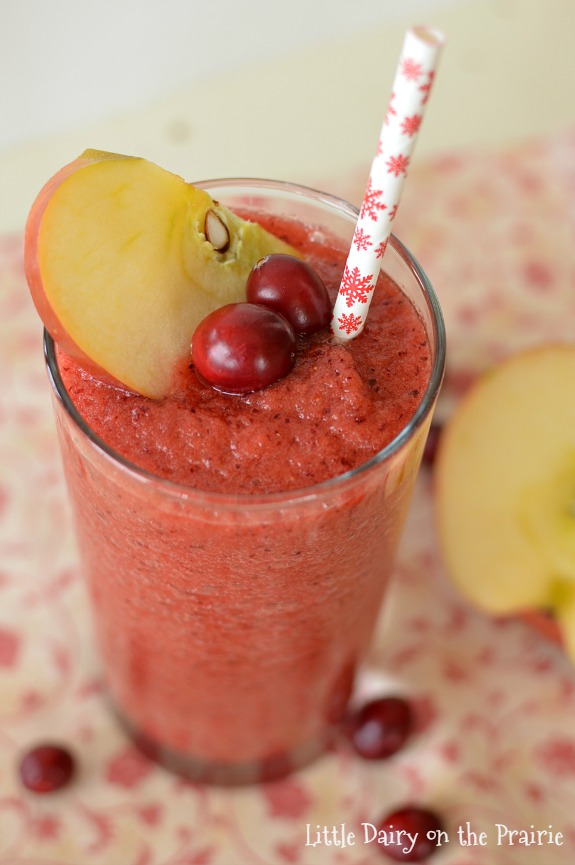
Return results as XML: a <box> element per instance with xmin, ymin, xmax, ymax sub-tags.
<box><xmin>47</xmin><ymin>181</ymin><xmax>442</xmax><ymax>783</ymax></box>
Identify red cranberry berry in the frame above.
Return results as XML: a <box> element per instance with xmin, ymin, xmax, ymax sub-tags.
<box><xmin>191</xmin><ymin>302</ymin><xmax>296</xmax><ymax>394</ymax></box>
<box><xmin>19</xmin><ymin>744</ymin><xmax>76</xmax><ymax>793</ymax></box>
<box><xmin>377</xmin><ymin>806</ymin><xmax>445</xmax><ymax>862</ymax></box>
<box><xmin>345</xmin><ymin>696</ymin><xmax>412</xmax><ymax>759</ymax></box>
<box><xmin>246</xmin><ymin>253</ymin><xmax>331</xmax><ymax>335</ymax></box>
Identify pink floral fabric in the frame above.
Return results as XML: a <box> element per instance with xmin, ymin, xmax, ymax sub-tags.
<box><xmin>2</xmin><ymin>130</ymin><xmax>575</xmax><ymax>863</ymax></box>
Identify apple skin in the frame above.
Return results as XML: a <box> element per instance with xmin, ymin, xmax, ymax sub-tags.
<box><xmin>24</xmin><ymin>150</ymin><xmax>298</xmax><ymax>398</ymax></box>
<box><xmin>435</xmin><ymin>344</ymin><xmax>575</xmax><ymax>661</ymax></box>
<box><xmin>25</xmin><ymin>155</ymin><xmax>97</xmax><ymax>367</ymax></box>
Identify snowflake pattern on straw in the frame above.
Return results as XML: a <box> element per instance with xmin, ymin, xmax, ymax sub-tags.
<box><xmin>375</xmin><ymin>240</ymin><xmax>388</xmax><ymax>259</ymax></box>
<box><xmin>352</xmin><ymin>227</ymin><xmax>373</xmax><ymax>252</ymax></box>
<box><xmin>331</xmin><ymin>27</ymin><xmax>444</xmax><ymax>340</ymax></box>
<box><xmin>401</xmin><ymin>114</ymin><xmax>422</xmax><ymax>137</ymax></box>
<box><xmin>359</xmin><ymin>179</ymin><xmax>386</xmax><ymax>221</ymax></box>
<box><xmin>420</xmin><ymin>70</ymin><xmax>435</xmax><ymax>104</ymax></box>
<box><xmin>337</xmin><ymin>311</ymin><xmax>364</xmax><ymax>335</ymax></box>
<box><xmin>339</xmin><ymin>266</ymin><xmax>374</xmax><ymax>307</ymax></box>
<box><xmin>386</xmin><ymin>153</ymin><xmax>410</xmax><ymax>177</ymax></box>
<box><xmin>401</xmin><ymin>57</ymin><xmax>423</xmax><ymax>81</ymax></box>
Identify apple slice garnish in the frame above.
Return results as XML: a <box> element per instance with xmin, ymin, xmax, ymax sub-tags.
<box><xmin>436</xmin><ymin>345</ymin><xmax>575</xmax><ymax>659</ymax></box>
<box><xmin>24</xmin><ymin>149</ymin><xmax>297</xmax><ymax>398</ymax></box>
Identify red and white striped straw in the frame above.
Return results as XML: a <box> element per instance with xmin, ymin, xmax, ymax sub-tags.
<box><xmin>331</xmin><ymin>26</ymin><xmax>445</xmax><ymax>340</ymax></box>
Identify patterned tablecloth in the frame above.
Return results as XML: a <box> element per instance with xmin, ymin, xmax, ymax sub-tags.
<box><xmin>2</xmin><ymin>129</ymin><xmax>575</xmax><ymax>865</ymax></box>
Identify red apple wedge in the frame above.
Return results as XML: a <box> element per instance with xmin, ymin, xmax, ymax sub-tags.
<box><xmin>24</xmin><ymin>150</ymin><xmax>297</xmax><ymax>398</ymax></box>
<box><xmin>436</xmin><ymin>345</ymin><xmax>575</xmax><ymax>660</ymax></box>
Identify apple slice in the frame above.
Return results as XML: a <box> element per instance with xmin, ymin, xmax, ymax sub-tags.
<box><xmin>24</xmin><ymin>150</ymin><xmax>297</xmax><ymax>398</ymax></box>
<box><xmin>436</xmin><ymin>345</ymin><xmax>575</xmax><ymax>657</ymax></box>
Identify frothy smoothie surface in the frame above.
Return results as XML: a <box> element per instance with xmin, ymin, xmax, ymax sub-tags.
<box><xmin>57</xmin><ymin>212</ymin><xmax>431</xmax><ymax>495</ymax></box>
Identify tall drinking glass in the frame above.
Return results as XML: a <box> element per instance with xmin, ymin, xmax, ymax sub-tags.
<box><xmin>45</xmin><ymin>180</ymin><xmax>445</xmax><ymax>784</ymax></box>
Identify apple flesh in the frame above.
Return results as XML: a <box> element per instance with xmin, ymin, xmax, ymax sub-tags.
<box><xmin>24</xmin><ymin>150</ymin><xmax>297</xmax><ymax>398</ymax></box>
<box><xmin>436</xmin><ymin>345</ymin><xmax>575</xmax><ymax>660</ymax></box>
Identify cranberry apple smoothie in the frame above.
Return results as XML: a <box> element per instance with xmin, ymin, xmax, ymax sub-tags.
<box><xmin>56</xmin><ymin>212</ymin><xmax>430</xmax><ymax>495</ymax></box>
<box><xmin>26</xmin><ymin>156</ymin><xmax>444</xmax><ymax>783</ymax></box>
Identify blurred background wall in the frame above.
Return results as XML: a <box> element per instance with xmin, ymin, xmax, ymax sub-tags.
<box><xmin>0</xmin><ymin>0</ymin><xmax>470</xmax><ymax>152</ymax></box>
<box><xmin>2</xmin><ymin>0</ymin><xmax>573</xmax><ymax>232</ymax></box>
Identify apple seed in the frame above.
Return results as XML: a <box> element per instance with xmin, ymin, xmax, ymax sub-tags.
<box><xmin>204</xmin><ymin>209</ymin><xmax>230</xmax><ymax>252</ymax></box>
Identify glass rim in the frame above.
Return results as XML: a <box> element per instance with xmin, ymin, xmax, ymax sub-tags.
<box><xmin>44</xmin><ymin>178</ymin><xmax>446</xmax><ymax>510</ymax></box>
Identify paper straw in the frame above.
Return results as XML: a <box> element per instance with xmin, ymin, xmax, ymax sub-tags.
<box><xmin>331</xmin><ymin>26</ymin><xmax>445</xmax><ymax>340</ymax></box>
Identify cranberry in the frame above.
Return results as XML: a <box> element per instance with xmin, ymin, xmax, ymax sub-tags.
<box><xmin>345</xmin><ymin>696</ymin><xmax>412</xmax><ymax>759</ymax></box>
<box><xmin>246</xmin><ymin>253</ymin><xmax>331</xmax><ymax>335</ymax></box>
<box><xmin>19</xmin><ymin>743</ymin><xmax>76</xmax><ymax>793</ymax></box>
<box><xmin>377</xmin><ymin>806</ymin><xmax>444</xmax><ymax>862</ymax></box>
<box><xmin>191</xmin><ymin>302</ymin><xmax>296</xmax><ymax>394</ymax></box>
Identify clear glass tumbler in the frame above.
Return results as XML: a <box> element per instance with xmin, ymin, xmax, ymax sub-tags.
<box><xmin>45</xmin><ymin>180</ymin><xmax>445</xmax><ymax>784</ymax></box>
